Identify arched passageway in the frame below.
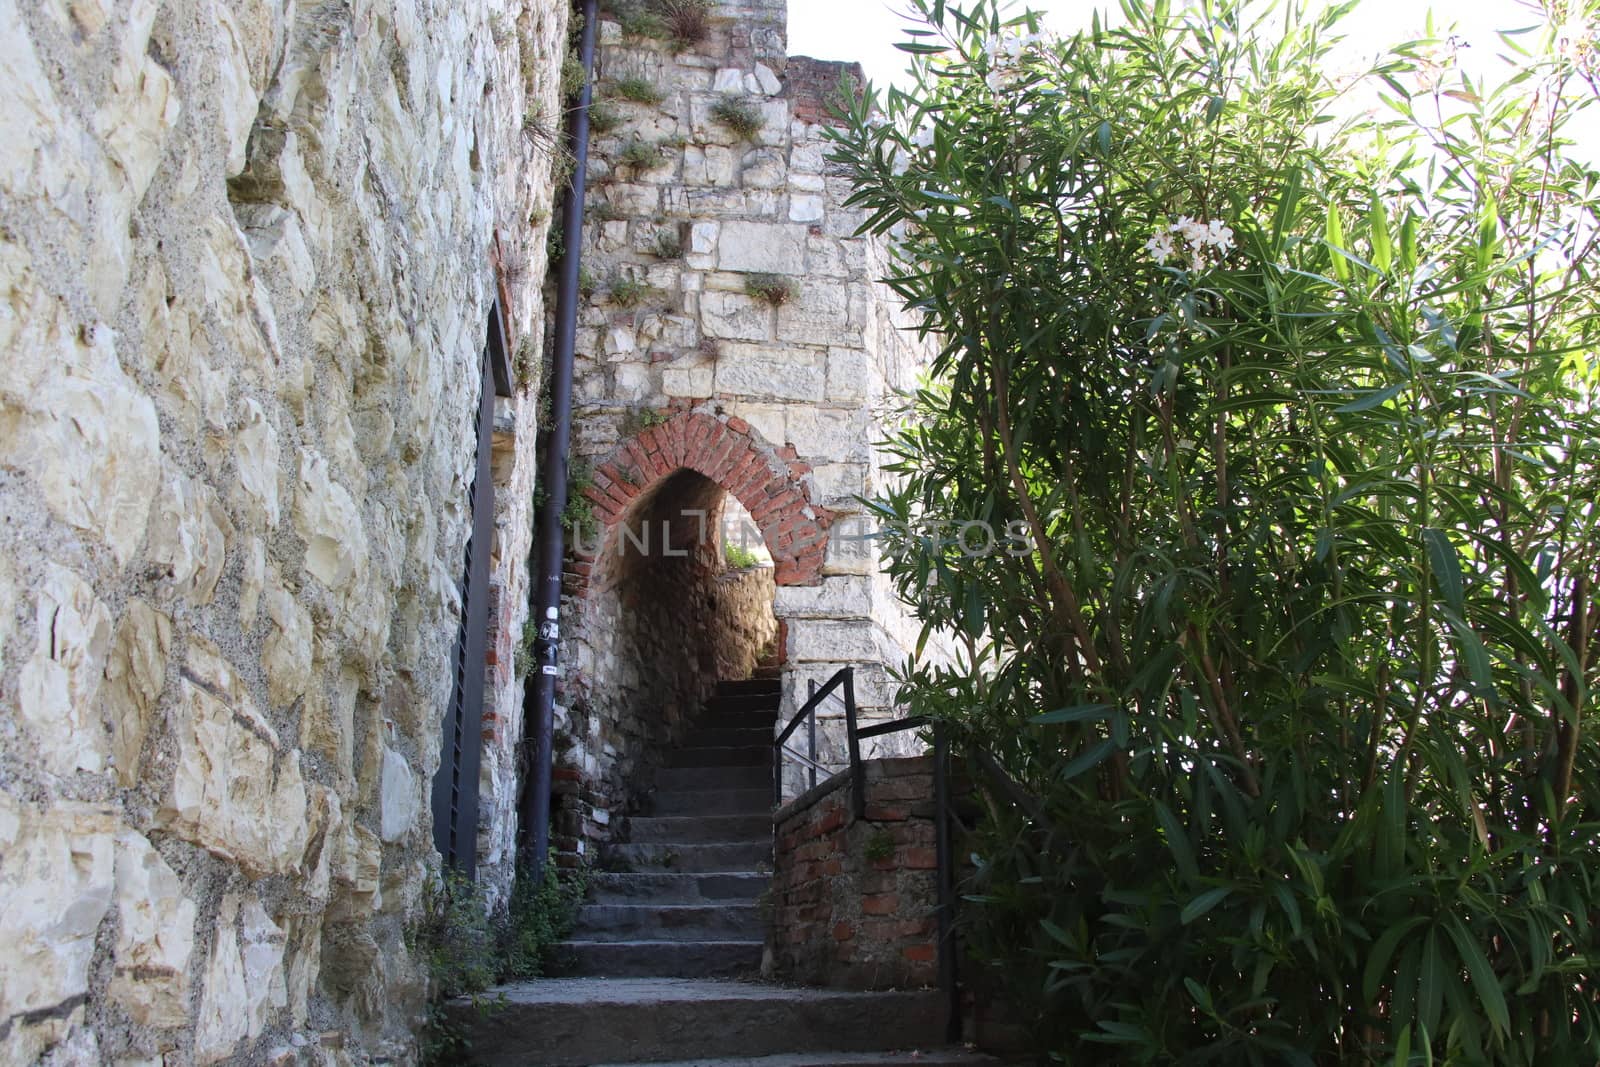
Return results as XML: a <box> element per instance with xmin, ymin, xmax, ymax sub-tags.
<box><xmin>549</xmin><ymin>412</ymin><xmax>832</xmax><ymax>858</ymax></box>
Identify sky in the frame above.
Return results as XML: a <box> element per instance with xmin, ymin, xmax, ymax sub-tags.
<box><xmin>787</xmin><ymin>0</ymin><xmax>1536</xmax><ymax>91</ymax></box>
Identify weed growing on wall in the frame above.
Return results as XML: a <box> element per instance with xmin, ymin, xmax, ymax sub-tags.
<box><xmin>613</xmin><ymin>76</ymin><xmax>665</xmax><ymax>105</ymax></box>
<box><xmin>744</xmin><ymin>272</ymin><xmax>795</xmax><ymax>306</ymax></box>
<box><xmin>831</xmin><ymin>0</ymin><xmax>1600</xmax><ymax>1061</ymax></box>
<box><xmin>711</xmin><ymin>96</ymin><xmax>763</xmax><ymax>140</ymax></box>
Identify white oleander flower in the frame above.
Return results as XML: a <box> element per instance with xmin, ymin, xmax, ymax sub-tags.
<box><xmin>1145</xmin><ymin>231</ymin><xmax>1177</xmax><ymax>262</ymax></box>
<box><xmin>911</xmin><ymin>125</ymin><xmax>936</xmax><ymax>149</ymax></box>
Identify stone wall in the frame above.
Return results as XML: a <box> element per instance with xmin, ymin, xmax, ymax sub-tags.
<box><xmin>767</xmin><ymin>756</ymin><xmax>943</xmax><ymax>990</ymax></box>
<box><xmin>546</xmin><ymin>0</ymin><xmax>944</xmax><ymax>841</ymax></box>
<box><xmin>0</xmin><ymin>0</ymin><xmax>566</xmax><ymax>1061</ymax></box>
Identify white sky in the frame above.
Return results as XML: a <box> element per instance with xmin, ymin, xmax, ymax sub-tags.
<box><xmin>787</xmin><ymin>0</ymin><xmax>1537</xmax><ymax>90</ymax></box>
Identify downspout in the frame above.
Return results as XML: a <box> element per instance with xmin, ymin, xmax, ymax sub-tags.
<box><xmin>519</xmin><ymin>0</ymin><xmax>599</xmax><ymax>878</ymax></box>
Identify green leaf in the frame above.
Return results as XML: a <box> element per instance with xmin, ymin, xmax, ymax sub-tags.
<box><xmin>893</xmin><ymin>41</ymin><xmax>949</xmax><ymax>54</ymax></box>
<box><xmin>1180</xmin><ymin>887</ymin><xmax>1231</xmax><ymax>925</ymax></box>
<box><xmin>1369</xmin><ymin>192</ymin><xmax>1393</xmax><ymax>273</ymax></box>
<box><xmin>1364</xmin><ymin>916</ymin><xmax>1429</xmax><ymax>1004</ymax></box>
<box><xmin>1058</xmin><ymin>739</ymin><xmax>1116</xmax><ymax>782</ymax></box>
<box><xmin>1034</xmin><ymin>703</ymin><xmax>1115</xmax><ymax>724</ymax></box>
<box><xmin>1325</xmin><ymin>206</ymin><xmax>1351</xmax><ymax>282</ymax></box>
<box><xmin>1422</xmin><ymin>528</ymin><xmax>1465</xmax><ymax>615</ymax></box>
<box><xmin>1443</xmin><ymin>916</ymin><xmax>1511</xmax><ymax>1038</ymax></box>
<box><xmin>1335</xmin><ymin>382</ymin><xmax>1404</xmax><ymax>413</ymax></box>
<box><xmin>1153</xmin><ymin>801</ymin><xmax>1198</xmax><ymax>881</ymax></box>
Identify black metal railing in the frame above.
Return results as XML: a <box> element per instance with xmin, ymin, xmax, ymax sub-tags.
<box><xmin>772</xmin><ymin>667</ymin><xmax>960</xmax><ymax>1042</ymax></box>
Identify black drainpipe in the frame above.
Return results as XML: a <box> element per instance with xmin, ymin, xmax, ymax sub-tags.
<box><xmin>519</xmin><ymin>0</ymin><xmax>599</xmax><ymax>878</ymax></box>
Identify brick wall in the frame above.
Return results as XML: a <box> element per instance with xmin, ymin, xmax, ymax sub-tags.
<box><xmin>767</xmin><ymin>755</ymin><xmax>943</xmax><ymax>989</ymax></box>
<box><xmin>788</xmin><ymin>56</ymin><xmax>865</xmax><ymax>127</ymax></box>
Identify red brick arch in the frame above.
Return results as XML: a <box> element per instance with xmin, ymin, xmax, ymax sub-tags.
<box><xmin>578</xmin><ymin>411</ymin><xmax>832</xmax><ymax>586</ymax></box>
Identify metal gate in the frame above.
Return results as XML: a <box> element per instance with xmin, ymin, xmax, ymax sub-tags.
<box><xmin>430</xmin><ymin>309</ymin><xmax>509</xmax><ymax>876</ymax></box>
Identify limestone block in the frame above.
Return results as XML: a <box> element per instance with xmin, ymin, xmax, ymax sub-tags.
<box><xmin>147</xmin><ymin>471</ymin><xmax>229</xmax><ymax>606</ymax></box>
<box><xmin>236</xmin><ymin>205</ymin><xmax>317</xmax><ymax>307</ymax></box>
<box><xmin>789</xmin><ymin>171</ymin><xmax>826</xmax><ymax>194</ymax></box>
<box><xmin>783</xmin><ymin>407</ymin><xmax>867</xmax><ymax>464</ymax></box>
<box><xmin>263</xmin><ymin>583</ymin><xmax>313</xmax><ymax>707</ymax></box>
<box><xmin>806</xmin><ymin>236</ymin><xmax>866</xmax><ymax>280</ymax></box>
<box><xmin>788</xmin><ymin>619</ymin><xmax>880</xmax><ymax>663</ymax></box>
<box><xmin>755</xmin><ymin>99</ymin><xmax>789</xmax><ymax>146</ymax></box>
<box><xmin>240</xmin><ymin>897</ymin><xmax>289</xmax><ymax>1035</ymax></box>
<box><xmin>740</xmin><ymin>147</ymin><xmax>785</xmax><ymax>189</ymax></box>
<box><xmin>824</xmin><ymin>518</ymin><xmax>875</xmax><ymax>576</ymax></box>
<box><xmin>789</xmin><ymin>193</ymin><xmax>825</xmax><ymax>222</ymax></box>
<box><xmin>0</xmin><ymin>317</ymin><xmax>161</xmax><ymax>565</ymax></box>
<box><xmin>776</xmin><ymin>280</ymin><xmax>869</xmax><ymax>347</ymax></box>
<box><xmin>723</xmin><ymin>401</ymin><xmax>787</xmax><ymax>446</ymax></box>
<box><xmin>160</xmin><ymin>640</ymin><xmax>310</xmax><ymax>876</ymax></box>
<box><xmin>604</xmin><ymin>325</ymin><xmax>637</xmax><ymax>360</ymax></box>
<box><xmin>283</xmin><ymin>913</ymin><xmax>323</xmax><ymax>1028</ymax></box>
<box><xmin>236</xmin><ymin>398</ymin><xmax>282</xmax><ymax>526</ymax></box>
<box><xmin>379</xmin><ymin>748</ymin><xmax>419</xmax><ymax>842</ymax></box>
<box><xmin>716</xmin><ymin>221</ymin><xmax>807</xmax><ymax>275</ymax></box>
<box><xmin>94</xmin><ymin>0</ymin><xmax>179</xmax><ymax>207</ymax></box>
<box><xmin>195</xmin><ymin>896</ymin><xmax>247</xmax><ymax>1064</ymax></box>
<box><xmin>700</xmin><ymin>290</ymin><xmax>771</xmax><ymax>342</ymax></box>
<box><xmin>790</xmin><ymin>140</ymin><xmax>826</xmax><ymax>174</ymax></box>
<box><xmin>810</xmin><ymin>462</ymin><xmax>870</xmax><ymax>505</ymax></box>
<box><xmin>214</xmin><ymin>2</ymin><xmax>261</xmax><ymax>176</ymax></box>
<box><xmin>294</xmin><ymin>450</ymin><xmax>372</xmax><ymax>597</ymax></box>
<box><xmin>0</xmin><ymin>8</ymin><xmax>72</xmax><ymax>203</ymax></box>
<box><xmin>109</xmin><ymin>831</ymin><xmax>197</xmax><ymax>1027</ymax></box>
<box><xmin>16</xmin><ymin>565</ymin><xmax>112</xmax><ymax>776</ymax></box>
<box><xmin>825</xmin><ymin>346</ymin><xmax>874</xmax><ymax>403</ymax></box>
<box><xmin>686</xmin><ymin>187</ymin><xmax>780</xmax><ymax>218</ymax></box>
<box><xmin>683</xmin><ymin>145</ymin><xmax>736</xmax><ymax>188</ymax></box>
<box><xmin>0</xmin><ymin>793</ymin><xmax>117</xmax><ymax>1020</ymax></box>
<box><xmin>604</xmin><ymin>182</ymin><xmax>661</xmax><ymax>216</ymax></box>
<box><xmin>774</xmin><ymin>576</ymin><xmax>873</xmax><ymax>620</ymax></box>
<box><xmin>613</xmin><ymin>363</ymin><xmax>656</xmax><ymax>404</ymax></box>
<box><xmin>714</xmin><ymin>344</ymin><xmax>825</xmax><ymax>402</ymax></box>
<box><xmin>689</xmin><ymin>220</ymin><xmax>719</xmax><ymax>256</ymax></box>
<box><xmin>103</xmin><ymin>600</ymin><xmax>172</xmax><ymax>787</ymax></box>
<box><xmin>752</xmin><ymin>62</ymin><xmax>783</xmax><ymax>96</ymax></box>
<box><xmin>661</xmin><ymin>361</ymin><xmax>713</xmax><ymax>398</ymax></box>
<box><xmin>713</xmin><ymin>68</ymin><xmax>744</xmax><ymax>92</ymax></box>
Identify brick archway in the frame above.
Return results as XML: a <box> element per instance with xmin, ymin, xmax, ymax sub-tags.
<box><xmin>578</xmin><ymin>411</ymin><xmax>831</xmax><ymax>586</ymax></box>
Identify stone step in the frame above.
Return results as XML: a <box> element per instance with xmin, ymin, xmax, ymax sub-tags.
<box><xmin>602</xmin><ymin>840</ymin><xmax>771</xmax><ymax>873</ymax></box>
<box><xmin>587</xmin><ymin>871</ymin><xmax>769</xmax><ymax>904</ymax></box>
<box><xmin>683</xmin><ymin>726</ymin><xmax>774</xmax><ymax>748</ymax></box>
<box><xmin>546</xmin><ymin>940</ymin><xmax>763</xmax><ymax>980</ymax></box>
<box><xmin>644</xmin><ymin>787</ymin><xmax>772</xmax><ymax>816</ymax></box>
<box><xmin>716</xmin><ymin>679</ymin><xmax>784</xmax><ymax>697</ymax></box>
<box><xmin>665</xmin><ymin>744</ymin><xmax>773</xmax><ymax>768</ymax></box>
<box><xmin>625</xmin><ymin>814</ymin><xmax>771</xmax><ymax>844</ymax></box>
<box><xmin>697</xmin><ymin>715</ymin><xmax>780</xmax><ymax>736</ymax></box>
<box><xmin>570</xmin><ymin>902</ymin><xmax>762</xmax><ymax>941</ymax></box>
<box><xmin>656</xmin><ymin>764</ymin><xmax>771</xmax><ymax>791</ymax></box>
<box><xmin>705</xmin><ymin>692</ymin><xmax>783</xmax><ymax>714</ymax></box>
<box><xmin>454</xmin><ymin>978</ymin><xmax>948</xmax><ymax>1066</ymax></box>
<box><xmin>591</xmin><ymin>1052</ymin><xmax>997</xmax><ymax>1067</ymax></box>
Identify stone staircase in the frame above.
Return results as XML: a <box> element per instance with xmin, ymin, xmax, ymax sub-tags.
<box><xmin>460</xmin><ymin>676</ymin><xmax>989</xmax><ymax>1067</ymax></box>
<box><xmin>555</xmin><ymin>676</ymin><xmax>781</xmax><ymax>979</ymax></box>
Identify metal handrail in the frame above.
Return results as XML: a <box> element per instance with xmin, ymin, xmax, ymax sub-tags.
<box><xmin>771</xmin><ymin>668</ymin><xmax>959</xmax><ymax>1043</ymax></box>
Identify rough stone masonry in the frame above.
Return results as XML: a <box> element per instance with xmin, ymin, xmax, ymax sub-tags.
<box><xmin>0</xmin><ymin>0</ymin><xmax>567</xmax><ymax>1061</ymax></box>
<box><xmin>0</xmin><ymin>0</ymin><xmax>945</xmax><ymax>1062</ymax></box>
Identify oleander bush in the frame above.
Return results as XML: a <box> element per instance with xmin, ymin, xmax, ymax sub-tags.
<box><xmin>830</xmin><ymin>0</ymin><xmax>1600</xmax><ymax>1062</ymax></box>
